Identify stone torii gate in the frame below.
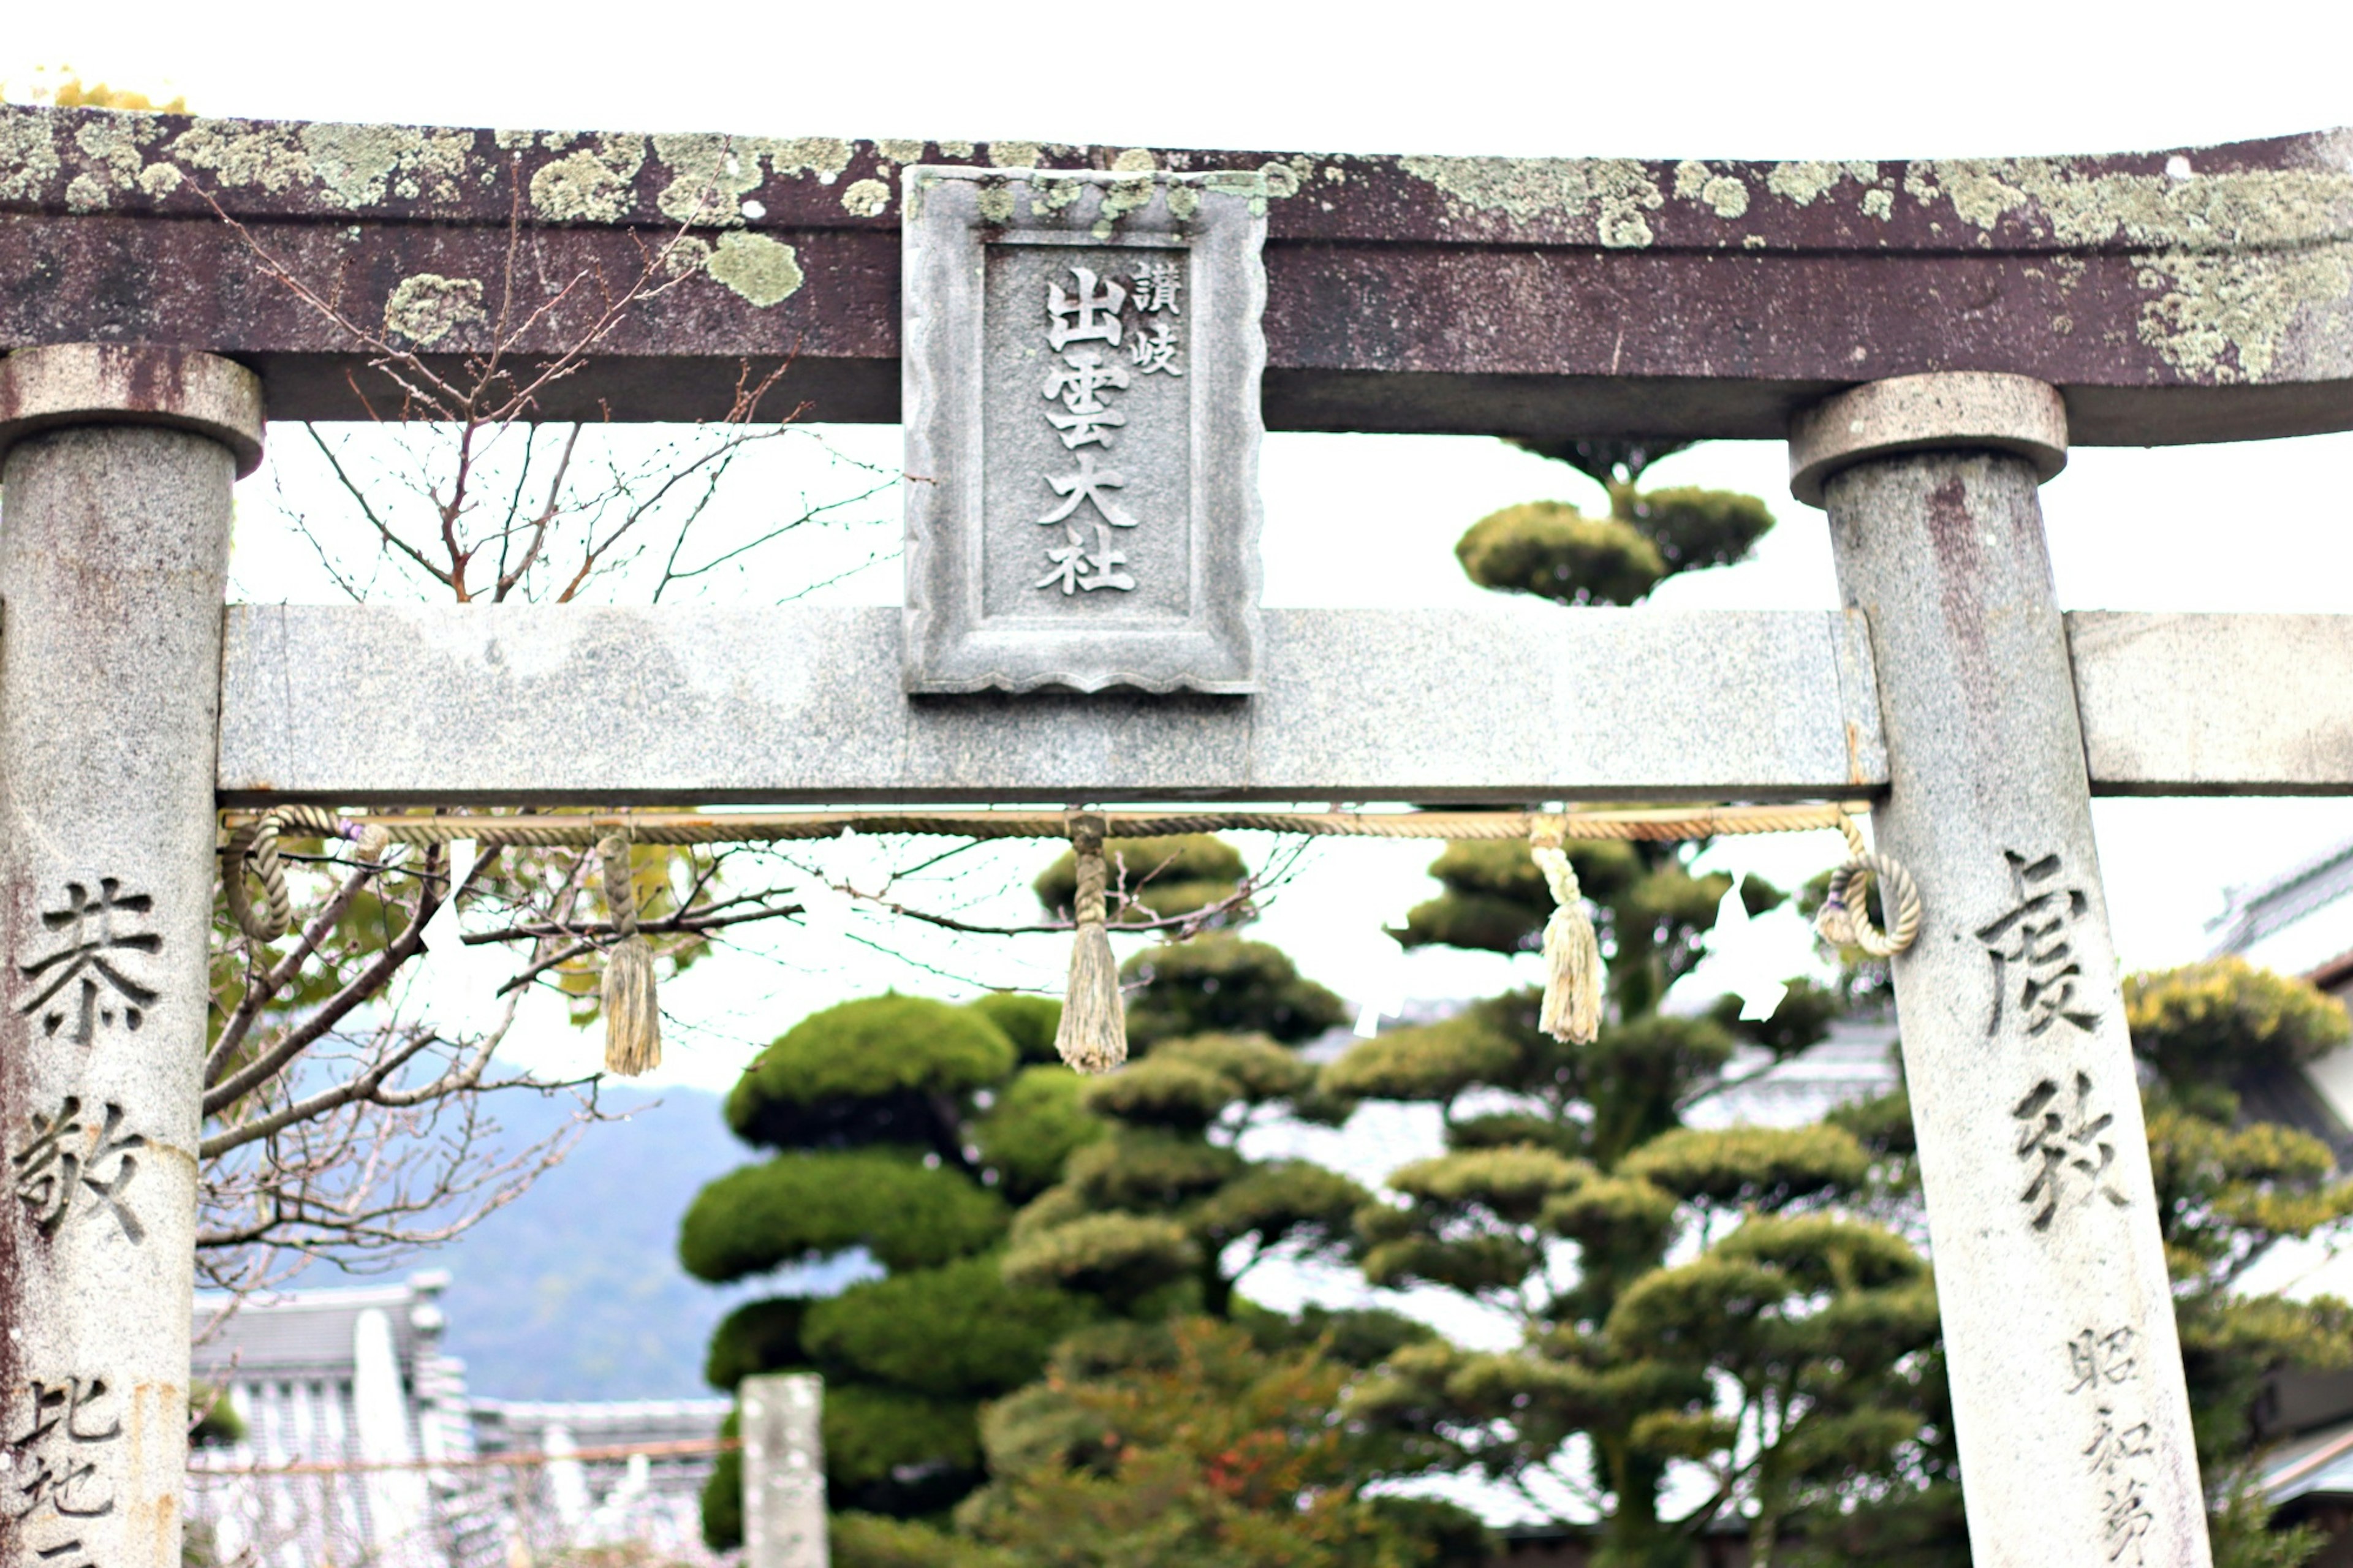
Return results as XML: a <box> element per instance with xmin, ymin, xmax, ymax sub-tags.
<box><xmin>1</xmin><ymin>108</ymin><xmax>2351</xmax><ymax>1568</ymax></box>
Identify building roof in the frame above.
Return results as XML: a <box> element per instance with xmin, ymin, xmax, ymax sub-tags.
<box><xmin>2211</xmin><ymin>838</ymin><xmax>2353</xmax><ymax>961</ymax></box>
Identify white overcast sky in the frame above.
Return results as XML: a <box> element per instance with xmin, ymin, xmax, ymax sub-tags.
<box><xmin>6</xmin><ymin>3</ymin><xmax>2349</xmax><ymax>1089</ymax></box>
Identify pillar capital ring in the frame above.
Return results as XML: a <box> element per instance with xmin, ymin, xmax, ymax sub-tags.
<box><xmin>1787</xmin><ymin>371</ymin><xmax>2066</xmax><ymax>509</ymax></box>
<box><xmin>0</xmin><ymin>344</ymin><xmax>265</xmax><ymax>477</ymax></box>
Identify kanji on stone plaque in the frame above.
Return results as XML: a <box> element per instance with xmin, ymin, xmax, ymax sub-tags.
<box><xmin>900</xmin><ymin>165</ymin><xmax>1265</xmax><ymax>692</ymax></box>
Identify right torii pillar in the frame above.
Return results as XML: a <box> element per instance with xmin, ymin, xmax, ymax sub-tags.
<box><xmin>1792</xmin><ymin>371</ymin><xmax>2210</xmax><ymax>1568</ymax></box>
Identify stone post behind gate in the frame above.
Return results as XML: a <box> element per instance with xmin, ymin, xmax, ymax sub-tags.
<box><xmin>0</xmin><ymin>346</ymin><xmax>262</xmax><ymax>1568</ymax></box>
<box><xmin>1794</xmin><ymin>373</ymin><xmax>2211</xmax><ymax>1568</ymax></box>
<box><xmin>742</xmin><ymin>1373</ymin><xmax>826</xmax><ymax>1568</ymax></box>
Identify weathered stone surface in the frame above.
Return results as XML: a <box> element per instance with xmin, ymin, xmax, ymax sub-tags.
<box><xmin>901</xmin><ymin>168</ymin><xmax>1264</xmax><ymax>692</ymax></box>
<box><xmin>741</xmin><ymin>1374</ymin><xmax>825</xmax><ymax>1568</ymax></box>
<box><xmin>0</xmin><ymin>344</ymin><xmax>266</xmax><ymax>475</ymax></box>
<box><xmin>1788</xmin><ymin>370</ymin><xmax>2068</xmax><ymax>506</ymax></box>
<box><xmin>2071</xmin><ymin>613</ymin><xmax>2353</xmax><ymax>794</ymax></box>
<box><xmin>0</xmin><ymin>411</ymin><xmax>246</xmax><ymax>1568</ymax></box>
<box><xmin>211</xmin><ymin>602</ymin><xmax>2353</xmax><ymax>805</ymax></box>
<box><xmin>216</xmin><ymin>604</ymin><xmax>1886</xmax><ymax>805</ymax></box>
<box><xmin>1</xmin><ymin>108</ymin><xmax>2348</xmax><ymax>441</ymax></box>
<box><xmin>1824</xmin><ymin>447</ymin><xmax>2210</xmax><ymax>1568</ymax></box>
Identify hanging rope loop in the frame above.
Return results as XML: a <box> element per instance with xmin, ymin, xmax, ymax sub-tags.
<box><xmin>1814</xmin><ymin>813</ymin><xmax>1923</xmax><ymax>958</ymax></box>
<box><xmin>223</xmin><ymin>805</ymin><xmax>392</xmax><ymax>944</ymax></box>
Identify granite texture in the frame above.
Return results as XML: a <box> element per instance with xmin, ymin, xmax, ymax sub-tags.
<box><xmin>1789</xmin><ymin>370</ymin><xmax>2068</xmax><ymax>506</ymax></box>
<box><xmin>0</xmin><ymin>417</ymin><xmax>241</xmax><ymax>1568</ymax></box>
<box><xmin>0</xmin><ymin>344</ymin><xmax>266</xmax><ymax>477</ymax></box>
<box><xmin>1825</xmin><ymin>445</ymin><xmax>2211</xmax><ymax>1568</ymax></box>
<box><xmin>213</xmin><ymin>602</ymin><xmax>2353</xmax><ymax>806</ymax></box>
<box><xmin>741</xmin><ymin>1374</ymin><xmax>825</xmax><ymax>1568</ymax></box>
<box><xmin>216</xmin><ymin>604</ymin><xmax>1885</xmax><ymax>805</ymax></box>
<box><xmin>900</xmin><ymin>168</ymin><xmax>1264</xmax><ymax>692</ymax></box>
<box><xmin>2068</xmin><ymin>612</ymin><xmax>2353</xmax><ymax>794</ymax></box>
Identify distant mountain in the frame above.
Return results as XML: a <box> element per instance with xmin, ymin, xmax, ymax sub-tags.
<box><xmin>417</xmin><ymin>1084</ymin><xmax>766</xmax><ymax>1401</ymax></box>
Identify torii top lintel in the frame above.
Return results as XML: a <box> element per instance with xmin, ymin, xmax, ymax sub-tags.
<box><xmin>3</xmin><ymin>107</ymin><xmax>2347</xmax><ymax>445</ymax></box>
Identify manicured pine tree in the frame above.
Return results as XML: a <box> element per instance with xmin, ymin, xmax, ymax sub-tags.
<box><xmin>681</xmin><ymin>990</ymin><xmax>1101</xmax><ymax>1545</ymax></box>
<box><xmin>1328</xmin><ymin>447</ymin><xmax>1942</xmax><ymax>1568</ymax></box>
<box><xmin>1003</xmin><ymin>836</ymin><xmax>1373</xmax><ymax>1328</ymax></box>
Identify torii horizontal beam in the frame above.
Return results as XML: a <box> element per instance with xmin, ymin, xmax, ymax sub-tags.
<box><xmin>215</xmin><ymin>605</ymin><xmax>2353</xmax><ymax>805</ymax></box>
<box><xmin>4</xmin><ymin>110</ymin><xmax>2349</xmax><ymax>443</ymax></box>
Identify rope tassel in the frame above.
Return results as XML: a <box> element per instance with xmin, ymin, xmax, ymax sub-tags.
<box><xmin>597</xmin><ymin>833</ymin><xmax>662</xmax><ymax>1077</ymax></box>
<box><xmin>1532</xmin><ymin>828</ymin><xmax>1604</xmax><ymax>1045</ymax></box>
<box><xmin>1054</xmin><ymin>813</ymin><xmax>1127</xmax><ymax>1074</ymax></box>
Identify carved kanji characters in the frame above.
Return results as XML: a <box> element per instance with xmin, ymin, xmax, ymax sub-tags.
<box><xmin>2013</xmin><ymin>1070</ymin><xmax>2130</xmax><ymax>1230</ymax></box>
<box><xmin>1034</xmin><ymin>523</ymin><xmax>1135</xmax><ymax>596</ymax></box>
<box><xmin>1042</xmin><ymin>348</ymin><xmax>1133</xmax><ymax>448</ymax></box>
<box><xmin>18</xmin><ymin>879</ymin><xmax>161</xmax><ymax>1045</ymax></box>
<box><xmin>11</xmin><ymin>1099</ymin><xmax>147</xmax><ymax>1243</ymax></box>
<box><xmin>6</xmin><ymin>1377</ymin><xmax>120</xmax><ymax>1524</ymax></box>
<box><xmin>1127</xmin><ymin>318</ymin><xmax>1182</xmax><ymax>376</ymax></box>
<box><xmin>2067</xmin><ymin>1326</ymin><xmax>2139</xmax><ymax>1394</ymax></box>
<box><xmin>1129</xmin><ymin>260</ymin><xmax>1181</xmax><ymax>315</ymax></box>
<box><xmin>1038</xmin><ymin>450</ymin><xmax>1137</xmax><ymax>529</ymax></box>
<box><xmin>1045</xmin><ymin>265</ymin><xmax>1126</xmax><ymax>350</ymax></box>
<box><xmin>1977</xmin><ymin>850</ymin><xmax>2099</xmax><ymax>1039</ymax></box>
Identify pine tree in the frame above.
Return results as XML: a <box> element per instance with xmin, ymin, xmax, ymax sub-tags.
<box><xmin>1002</xmin><ymin>838</ymin><xmax>1367</xmax><ymax>1325</ymax></box>
<box><xmin>1330</xmin><ymin>449</ymin><xmax>1939</xmax><ymax>1567</ymax></box>
<box><xmin>1332</xmin><ymin>839</ymin><xmax>1926</xmax><ymax>1567</ymax></box>
<box><xmin>681</xmin><ymin>992</ymin><xmax>1099</xmax><ymax>1544</ymax></box>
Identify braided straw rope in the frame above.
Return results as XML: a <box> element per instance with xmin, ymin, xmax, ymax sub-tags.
<box><xmin>222</xmin><ymin>801</ymin><xmax>1919</xmax><ymax>953</ymax></box>
<box><xmin>1816</xmin><ymin>814</ymin><xmax>1922</xmax><ymax>957</ymax></box>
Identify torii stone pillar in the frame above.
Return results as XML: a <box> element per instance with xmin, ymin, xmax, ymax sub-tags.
<box><xmin>1794</xmin><ymin>372</ymin><xmax>2210</xmax><ymax>1568</ymax></box>
<box><xmin>0</xmin><ymin>346</ymin><xmax>263</xmax><ymax>1568</ymax></box>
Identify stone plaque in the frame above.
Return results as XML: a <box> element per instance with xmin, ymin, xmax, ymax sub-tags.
<box><xmin>901</xmin><ymin>166</ymin><xmax>1266</xmax><ymax>693</ymax></box>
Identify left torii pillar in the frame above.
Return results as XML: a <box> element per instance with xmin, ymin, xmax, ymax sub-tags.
<box><xmin>0</xmin><ymin>346</ymin><xmax>263</xmax><ymax>1568</ymax></box>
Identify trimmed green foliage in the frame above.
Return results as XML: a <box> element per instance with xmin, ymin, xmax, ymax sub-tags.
<box><xmin>1001</xmin><ymin>1211</ymin><xmax>1200</xmax><ymax>1303</ymax></box>
<box><xmin>802</xmin><ymin>1255</ymin><xmax>1096</xmax><ymax>1398</ymax></box>
<box><xmin>1002</xmin><ymin>921</ymin><xmax>1363</xmax><ymax>1328</ymax></box>
<box><xmin>1388</xmin><ymin>1146</ymin><xmax>1593</xmax><ymax>1221</ymax></box>
<box><xmin>1195</xmin><ymin>1161</ymin><xmax>1367</xmax><ymax>1258</ymax></box>
<box><xmin>703</xmin><ymin>1297</ymin><xmax>808</xmax><ymax>1390</ymax></box>
<box><xmin>689</xmin><ymin>987</ymin><xmax>1093</xmax><ymax>1541</ymax></box>
<box><xmin>1321</xmin><ymin>1010</ymin><xmax>1524</xmax><ymax>1104</ymax></box>
<box><xmin>827</xmin><ymin>1381</ymin><xmax>988</xmax><ymax>1513</ymax></box>
<box><xmin>1080</xmin><ymin>1054</ymin><xmax>1240</xmax><ymax>1130</ymax></box>
<box><xmin>678</xmin><ymin>1149</ymin><xmax>1008</xmax><ymax>1279</ymax></box>
<box><xmin>1067</xmin><ymin>1129</ymin><xmax>1243</xmax><ymax>1210</ymax></box>
<box><xmin>968</xmin><ymin>991</ymin><xmax>1064</xmax><ymax>1066</ymax></box>
<box><xmin>1155</xmin><ymin>1032</ymin><xmax>1319</xmax><ymax>1100</ymax></box>
<box><xmin>2128</xmin><ymin>956</ymin><xmax>2352</xmax><ymax>1088</ymax></box>
<box><xmin>1035</xmin><ymin>835</ymin><xmax>1247</xmax><ymax>925</ymax></box>
<box><xmin>1236</xmin><ymin>1300</ymin><xmax>1439</xmax><ymax>1369</ymax></box>
<box><xmin>726</xmin><ymin>994</ymin><xmax>1015</xmax><ymax>1151</ymax></box>
<box><xmin>700</xmin><ymin>1407</ymin><xmax>742</xmax><ymax>1548</ymax></box>
<box><xmin>1122</xmin><ymin>935</ymin><xmax>1347</xmax><ymax>1051</ymax></box>
<box><xmin>1618</xmin><ymin>1124</ymin><xmax>1870</xmax><ymax>1208</ymax></box>
<box><xmin>1618</xmin><ymin>485</ymin><xmax>1773</xmax><ymax>574</ymax></box>
<box><xmin>973</xmin><ymin>1066</ymin><xmax>1105</xmax><ymax>1202</ymax></box>
<box><xmin>1455</xmin><ymin>501</ymin><xmax>1666</xmax><ymax>607</ymax></box>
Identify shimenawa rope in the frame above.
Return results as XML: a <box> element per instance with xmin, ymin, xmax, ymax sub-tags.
<box><xmin>221</xmin><ymin>801</ymin><xmax>1922</xmax><ymax>1078</ymax></box>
